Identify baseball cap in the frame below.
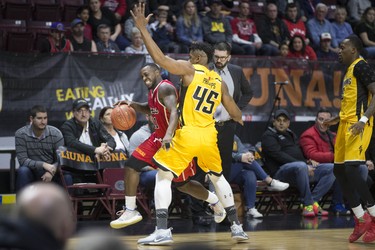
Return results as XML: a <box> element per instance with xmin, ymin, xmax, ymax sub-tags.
<box><xmin>208</xmin><ymin>0</ymin><xmax>222</xmax><ymax>5</ymax></box>
<box><xmin>71</xmin><ymin>18</ymin><xmax>83</xmax><ymax>28</ymax></box>
<box><xmin>320</xmin><ymin>32</ymin><xmax>332</xmax><ymax>41</ymax></box>
<box><xmin>274</xmin><ymin>109</ymin><xmax>290</xmax><ymax>120</ymax></box>
<box><xmin>72</xmin><ymin>98</ymin><xmax>90</xmax><ymax>110</ymax></box>
<box><xmin>51</xmin><ymin>22</ymin><xmax>65</xmax><ymax>32</ymax></box>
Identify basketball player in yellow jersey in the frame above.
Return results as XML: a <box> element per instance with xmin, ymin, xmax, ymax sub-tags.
<box><xmin>131</xmin><ymin>3</ymin><xmax>248</xmax><ymax>245</ymax></box>
<box><xmin>324</xmin><ymin>35</ymin><xmax>375</xmax><ymax>243</ymax></box>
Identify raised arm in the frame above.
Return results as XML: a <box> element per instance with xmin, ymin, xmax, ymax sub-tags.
<box><xmin>130</xmin><ymin>3</ymin><xmax>194</xmax><ymax>76</ymax></box>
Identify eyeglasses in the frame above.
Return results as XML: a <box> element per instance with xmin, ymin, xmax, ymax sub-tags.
<box><xmin>75</xmin><ymin>109</ymin><xmax>90</xmax><ymax>114</ymax></box>
<box><xmin>214</xmin><ymin>55</ymin><xmax>229</xmax><ymax>61</ymax></box>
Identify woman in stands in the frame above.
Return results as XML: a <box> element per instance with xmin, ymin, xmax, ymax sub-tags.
<box><xmin>287</xmin><ymin>34</ymin><xmax>317</xmax><ymax>60</ymax></box>
<box><xmin>354</xmin><ymin>7</ymin><xmax>375</xmax><ymax>59</ymax></box>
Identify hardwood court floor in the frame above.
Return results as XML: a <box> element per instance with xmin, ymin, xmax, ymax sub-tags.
<box><xmin>67</xmin><ymin>229</ymin><xmax>375</xmax><ymax>250</ymax></box>
<box><xmin>67</xmin><ymin>215</ymin><xmax>375</xmax><ymax>250</ymax></box>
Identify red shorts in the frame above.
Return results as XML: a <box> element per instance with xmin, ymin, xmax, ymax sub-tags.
<box><xmin>132</xmin><ymin>132</ymin><xmax>196</xmax><ymax>182</ymax></box>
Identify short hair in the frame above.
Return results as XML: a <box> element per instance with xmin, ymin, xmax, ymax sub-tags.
<box><xmin>315</xmin><ymin>3</ymin><xmax>328</xmax><ymax>12</ymax></box>
<box><xmin>286</xmin><ymin>3</ymin><xmax>297</xmax><ymax>10</ymax></box>
<box><xmin>30</xmin><ymin>105</ymin><xmax>47</xmax><ymax>118</ymax></box>
<box><xmin>346</xmin><ymin>34</ymin><xmax>363</xmax><ymax>53</ymax></box>
<box><xmin>97</xmin><ymin>24</ymin><xmax>110</xmax><ymax>32</ymax></box>
<box><xmin>142</xmin><ymin>63</ymin><xmax>160</xmax><ymax>72</ymax></box>
<box><xmin>214</xmin><ymin>42</ymin><xmax>231</xmax><ymax>55</ymax></box>
<box><xmin>99</xmin><ymin>106</ymin><xmax>113</xmax><ymax>121</ymax></box>
<box><xmin>76</xmin><ymin>5</ymin><xmax>90</xmax><ymax>16</ymax></box>
<box><xmin>316</xmin><ymin>108</ymin><xmax>332</xmax><ymax>117</ymax></box>
<box><xmin>190</xmin><ymin>42</ymin><xmax>214</xmax><ymax>63</ymax></box>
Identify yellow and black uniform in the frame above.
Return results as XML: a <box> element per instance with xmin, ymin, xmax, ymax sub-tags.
<box><xmin>335</xmin><ymin>58</ymin><xmax>375</xmax><ymax>164</ymax></box>
<box><xmin>153</xmin><ymin>64</ymin><xmax>223</xmax><ymax>176</ymax></box>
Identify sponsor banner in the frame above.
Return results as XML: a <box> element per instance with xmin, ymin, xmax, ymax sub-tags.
<box><xmin>57</xmin><ymin>146</ymin><xmax>127</xmax><ymax>171</ymax></box>
<box><xmin>0</xmin><ymin>52</ymin><xmax>348</xmax><ymax>136</ymax></box>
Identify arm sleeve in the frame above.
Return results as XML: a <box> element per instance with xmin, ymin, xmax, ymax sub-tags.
<box><xmin>300</xmin><ymin>131</ymin><xmax>334</xmax><ymax>163</ymax></box>
<box><xmin>15</xmin><ymin>131</ymin><xmax>43</xmax><ymax>170</ymax></box>
<box><xmin>354</xmin><ymin>61</ymin><xmax>375</xmax><ymax>87</ymax></box>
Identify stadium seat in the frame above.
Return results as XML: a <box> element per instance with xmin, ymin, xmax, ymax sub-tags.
<box><xmin>0</xmin><ymin>19</ymin><xmax>34</xmax><ymax>52</ymax></box>
<box><xmin>61</xmin><ymin>0</ymin><xmax>84</xmax><ymax>22</ymax></box>
<box><xmin>32</xmin><ymin>0</ymin><xmax>62</xmax><ymax>21</ymax></box>
<box><xmin>2</xmin><ymin>0</ymin><xmax>33</xmax><ymax>20</ymax></box>
<box><xmin>249</xmin><ymin>1</ymin><xmax>265</xmax><ymax>19</ymax></box>
<box><xmin>27</xmin><ymin>20</ymin><xmax>52</xmax><ymax>49</ymax></box>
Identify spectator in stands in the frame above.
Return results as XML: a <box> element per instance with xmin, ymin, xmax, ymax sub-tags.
<box><xmin>230</xmin><ymin>135</ymin><xmax>289</xmax><ymax>218</ymax></box>
<box><xmin>316</xmin><ymin>33</ymin><xmax>338</xmax><ymax>60</ymax></box>
<box><xmin>0</xmin><ymin>183</ymin><xmax>76</xmax><ymax>250</ymax></box>
<box><xmin>299</xmin><ymin>108</ymin><xmax>353</xmax><ymax>215</ymax></box>
<box><xmin>96</xmin><ymin>24</ymin><xmax>121</xmax><ymax>53</ymax></box>
<box><xmin>287</xmin><ymin>34</ymin><xmax>317</xmax><ymax>60</ymax></box>
<box><xmin>38</xmin><ymin>22</ymin><xmax>73</xmax><ymax>53</ymax></box>
<box><xmin>124</xmin><ymin>27</ymin><xmax>152</xmax><ymax>63</ymax></box>
<box><xmin>15</xmin><ymin>105</ymin><xmax>71</xmax><ymax>192</ymax></box>
<box><xmin>60</xmin><ymin>98</ymin><xmax>115</xmax><ymax>161</ymax></box>
<box><xmin>88</xmin><ymin>0</ymin><xmax>130</xmax><ymax>50</ymax></box>
<box><xmin>283</xmin><ymin>3</ymin><xmax>309</xmax><ymax>45</ymax></box>
<box><xmin>355</xmin><ymin>7</ymin><xmax>375</xmax><ymax>59</ymax></box>
<box><xmin>149</xmin><ymin>8</ymin><xmax>180</xmax><ymax>53</ymax></box>
<box><xmin>279</xmin><ymin>42</ymin><xmax>289</xmax><ymax>57</ymax></box>
<box><xmin>297</xmin><ymin>0</ymin><xmax>319</xmax><ymax>21</ymax></box>
<box><xmin>77</xmin><ymin>5</ymin><xmax>93</xmax><ymax>40</ymax></box>
<box><xmin>124</xmin><ymin>1</ymin><xmax>152</xmax><ymax>41</ymax></box>
<box><xmin>347</xmin><ymin>0</ymin><xmax>372</xmax><ymax>26</ymax></box>
<box><xmin>331</xmin><ymin>6</ymin><xmax>353</xmax><ymax>45</ymax></box>
<box><xmin>201</xmin><ymin>0</ymin><xmax>243</xmax><ymax>55</ymax></box>
<box><xmin>175</xmin><ymin>0</ymin><xmax>203</xmax><ymax>53</ymax></box>
<box><xmin>230</xmin><ymin>1</ymin><xmax>263</xmax><ymax>56</ymax></box>
<box><xmin>261</xmin><ymin>109</ymin><xmax>336</xmax><ymax>217</ymax></box>
<box><xmin>307</xmin><ymin>3</ymin><xmax>338</xmax><ymax>51</ymax></box>
<box><xmin>99</xmin><ymin>106</ymin><xmax>129</xmax><ymax>155</ymax></box>
<box><xmin>255</xmin><ymin>2</ymin><xmax>290</xmax><ymax>56</ymax></box>
<box><xmin>70</xmin><ymin>18</ymin><xmax>97</xmax><ymax>52</ymax></box>
<box><xmin>100</xmin><ymin>0</ymin><xmax>127</xmax><ymax>22</ymax></box>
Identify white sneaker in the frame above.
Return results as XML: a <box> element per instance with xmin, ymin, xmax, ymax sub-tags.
<box><xmin>110</xmin><ymin>208</ymin><xmax>143</xmax><ymax>229</ymax></box>
<box><xmin>209</xmin><ymin>201</ymin><xmax>227</xmax><ymax>223</ymax></box>
<box><xmin>230</xmin><ymin>222</ymin><xmax>249</xmax><ymax>242</ymax></box>
<box><xmin>267</xmin><ymin>179</ymin><xmax>289</xmax><ymax>191</ymax></box>
<box><xmin>246</xmin><ymin>207</ymin><xmax>263</xmax><ymax>218</ymax></box>
<box><xmin>137</xmin><ymin>227</ymin><xmax>173</xmax><ymax>245</ymax></box>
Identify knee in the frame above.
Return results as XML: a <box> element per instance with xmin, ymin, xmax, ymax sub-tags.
<box><xmin>294</xmin><ymin>162</ymin><xmax>309</xmax><ymax>175</ymax></box>
<box><xmin>17</xmin><ymin>166</ymin><xmax>33</xmax><ymax>177</ymax></box>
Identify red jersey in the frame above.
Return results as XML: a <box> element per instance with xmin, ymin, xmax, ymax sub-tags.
<box><xmin>148</xmin><ymin>79</ymin><xmax>178</xmax><ymax>139</ymax></box>
<box><xmin>283</xmin><ymin>18</ymin><xmax>307</xmax><ymax>40</ymax></box>
<box><xmin>230</xmin><ymin>17</ymin><xmax>257</xmax><ymax>41</ymax></box>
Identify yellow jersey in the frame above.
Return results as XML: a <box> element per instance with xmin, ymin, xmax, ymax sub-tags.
<box><xmin>179</xmin><ymin>64</ymin><xmax>222</xmax><ymax>128</ymax></box>
<box><xmin>340</xmin><ymin>58</ymin><xmax>375</xmax><ymax>122</ymax></box>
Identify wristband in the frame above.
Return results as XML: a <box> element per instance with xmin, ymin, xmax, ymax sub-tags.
<box><xmin>359</xmin><ymin>116</ymin><xmax>368</xmax><ymax>124</ymax></box>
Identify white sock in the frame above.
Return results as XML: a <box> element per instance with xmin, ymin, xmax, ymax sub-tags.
<box><xmin>367</xmin><ymin>204</ymin><xmax>375</xmax><ymax>217</ymax></box>
<box><xmin>352</xmin><ymin>204</ymin><xmax>365</xmax><ymax>219</ymax></box>
<box><xmin>208</xmin><ymin>174</ymin><xmax>234</xmax><ymax>208</ymax></box>
<box><xmin>205</xmin><ymin>191</ymin><xmax>219</xmax><ymax>205</ymax></box>
<box><xmin>125</xmin><ymin>196</ymin><xmax>136</xmax><ymax>210</ymax></box>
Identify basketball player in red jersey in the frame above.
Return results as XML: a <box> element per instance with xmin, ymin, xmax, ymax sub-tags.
<box><xmin>110</xmin><ymin>63</ymin><xmax>226</xmax><ymax>229</ymax></box>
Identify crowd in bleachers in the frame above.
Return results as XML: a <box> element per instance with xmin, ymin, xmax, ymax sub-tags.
<box><xmin>1</xmin><ymin>0</ymin><xmax>375</xmax><ymax>58</ymax></box>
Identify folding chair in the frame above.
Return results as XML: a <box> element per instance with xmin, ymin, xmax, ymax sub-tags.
<box><xmin>102</xmin><ymin>168</ymin><xmax>153</xmax><ymax>219</ymax></box>
<box><xmin>56</xmin><ymin>146</ymin><xmax>114</xmax><ymax>220</ymax></box>
<box><xmin>59</xmin><ymin>167</ymin><xmax>114</xmax><ymax>220</ymax></box>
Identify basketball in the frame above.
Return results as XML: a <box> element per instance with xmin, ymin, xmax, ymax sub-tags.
<box><xmin>111</xmin><ymin>104</ymin><xmax>137</xmax><ymax>131</ymax></box>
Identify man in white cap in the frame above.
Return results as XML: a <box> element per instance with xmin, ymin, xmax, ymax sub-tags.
<box><xmin>316</xmin><ymin>32</ymin><xmax>338</xmax><ymax>60</ymax></box>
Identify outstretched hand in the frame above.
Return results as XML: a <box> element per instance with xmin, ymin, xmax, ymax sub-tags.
<box><xmin>130</xmin><ymin>3</ymin><xmax>153</xmax><ymax>30</ymax></box>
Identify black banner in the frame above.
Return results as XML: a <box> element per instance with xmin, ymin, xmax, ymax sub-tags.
<box><xmin>0</xmin><ymin>52</ymin><xmax>349</xmax><ymax>136</ymax></box>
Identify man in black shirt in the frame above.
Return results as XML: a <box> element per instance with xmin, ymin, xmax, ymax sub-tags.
<box><xmin>261</xmin><ymin>109</ymin><xmax>335</xmax><ymax>217</ymax></box>
<box><xmin>69</xmin><ymin>18</ymin><xmax>97</xmax><ymax>52</ymax></box>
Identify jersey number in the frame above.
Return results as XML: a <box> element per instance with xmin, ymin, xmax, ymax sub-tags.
<box><xmin>192</xmin><ymin>86</ymin><xmax>219</xmax><ymax>114</ymax></box>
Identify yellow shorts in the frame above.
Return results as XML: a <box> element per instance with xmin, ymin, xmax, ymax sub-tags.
<box><xmin>334</xmin><ymin>119</ymin><xmax>373</xmax><ymax>164</ymax></box>
<box><xmin>153</xmin><ymin>126</ymin><xmax>222</xmax><ymax>177</ymax></box>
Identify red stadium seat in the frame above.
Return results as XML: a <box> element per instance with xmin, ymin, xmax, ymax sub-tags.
<box><xmin>61</xmin><ymin>0</ymin><xmax>84</xmax><ymax>22</ymax></box>
<box><xmin>3</xmin><ymin>0</ymin><xmax>33</xmax><ymax>20</ymax></box>
<box><xmin>0</xmin><ymin>19</ymin><xmax>34</xmax><ymax>52</ymax></box>
<box><xmin>32</xmin><ymin>0</ymin><xmax>61</xmax><ymax>21</ymax></box>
